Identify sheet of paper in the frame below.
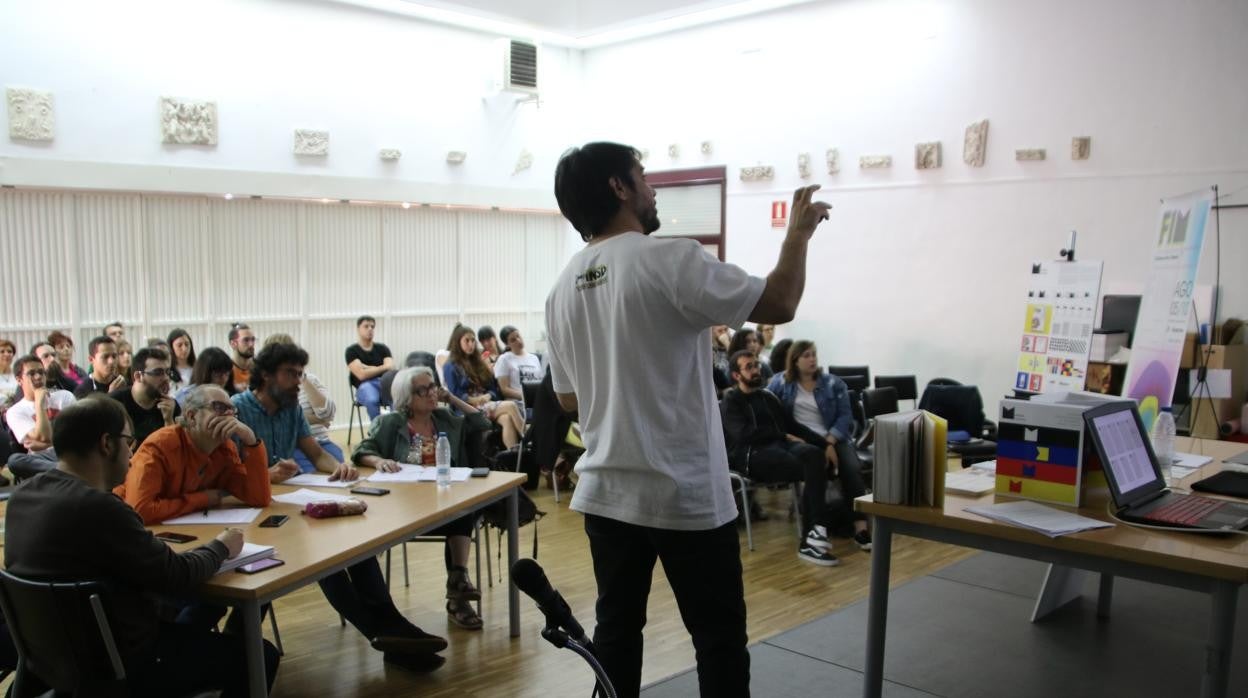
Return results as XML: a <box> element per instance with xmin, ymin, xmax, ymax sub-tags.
<box><xmin>945</xmin><ymin>469</ymin><xmax>997</xmax><ymax>495</ymax></box>
<box><xmin>284</xmin><ymin>473</ymin><xmax>358</xmax><ymax>488</ymax></box>
<box><xmin>964</xmin><ymin>501</ymin><xmax>1114</xmax><ymax>538</ymax></box>
<box><xmin>271</xmin><ymin>488</ymin><xmax>356</xmax><ymax>506</ymax></box>
<box><xmin>367</xmin><ymin>466</ymin><xmax>429</xmax><ymax>483</ymax></box>
<box><xmin>1173</xmin><ymin>452</ymin><xmax>1213</xmax><ymax>468</ymax></box>
<box><xmin>163</xmin><ymin>508</ymin><xmax>263</xmax><ymax>525</ymax></box>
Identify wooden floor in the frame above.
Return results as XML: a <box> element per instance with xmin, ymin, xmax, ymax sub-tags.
<box><xmin>0</xmin><ymin>432</ymin><xmax>975</xmax><ymax>698</ymax></box>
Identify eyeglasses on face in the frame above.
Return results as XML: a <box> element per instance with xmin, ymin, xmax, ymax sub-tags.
<box><xmin>207</xmin><ymin>401</ymin><xmax>237</xmax><ymax>416</ymax></box>
<box><xmin>412</xmin><ymin>384</ymin><xmax>439</xmax><ymax>397</ymax></box>
<box><xmin>279</xmin><ymin>367</ymin><xmax>305</xmax><ymax>381</ymax></box>
<box><xmin>115</xmin><ymin>433</ymin><xmax>137</xmax><ymax>450</ymax></box>
<box><xmin>141</xmin><ymin>368</ymin><xmax>177</xmax><ymax>379</ymax></box>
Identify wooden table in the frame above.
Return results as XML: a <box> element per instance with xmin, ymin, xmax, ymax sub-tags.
<box><xmin>150</xmin><ymin>472</ymin><xmax>527</xmax><ymax>698</ymax></box>
<box><xmin>856</xmin><ymin>438</ymin><xmax>1248</xmax><ymax>698</ymax></box>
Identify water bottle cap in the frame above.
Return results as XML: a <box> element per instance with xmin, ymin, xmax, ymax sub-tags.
<box><xmin>438</xmin><ymin>432</ymin><xmax>447</xmax><ymax>437</ymax></box>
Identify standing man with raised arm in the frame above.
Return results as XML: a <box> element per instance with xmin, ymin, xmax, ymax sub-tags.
<box><xmin>544</xmin><ymin>142</ymin><xmax>830</xmax><ymax>698</ymax></box>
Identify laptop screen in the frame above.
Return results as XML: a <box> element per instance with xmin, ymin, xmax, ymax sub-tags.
<box><xmin>1087</xmin><ymin>404</ymin><xmax>1164</xmax><ymax>502</ymax></box>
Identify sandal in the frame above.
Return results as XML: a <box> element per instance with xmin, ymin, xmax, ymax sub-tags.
<box><xmin>446</xmin><ymin>566</ymin><xmax>481</xmax><ymax>602</ymax></box>
<box><xmin>447</xmin><ymin>598</ymin><xmax>483</xmax><ymax>630</ymax></box>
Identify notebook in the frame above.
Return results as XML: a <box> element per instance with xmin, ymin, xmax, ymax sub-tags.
<box><xmin>1082</xmin><ymin>402</ymin><xmax>1248</xmax><ymax>532</ymax></box>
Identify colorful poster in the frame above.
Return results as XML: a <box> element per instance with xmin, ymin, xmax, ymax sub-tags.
<box><xmin>1124</xmin><ymin>188</ymin><xmax>1213</xmax><ymax>430</ymax></box>
<box><xmin>1014</xmin><ymin>260</ymin><xmax>1103</xmax><ymax>394</ymax></box>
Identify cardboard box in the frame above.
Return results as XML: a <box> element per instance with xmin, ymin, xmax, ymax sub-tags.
<box><xmin>1189</xmin><ymin>343</ymin><xmax>1248</xmax><ymax>438</ymax></box>
<box><xmin>995</xmin><ymin>392</ymin><xmax>1132</xmax><ymax>507</ymax></box>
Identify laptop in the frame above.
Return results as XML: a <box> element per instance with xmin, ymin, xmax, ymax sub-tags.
<box><xmin>1082</xmin><ymin>402</ymin><xmax>1248</xmax><ymax>532</ymax></box>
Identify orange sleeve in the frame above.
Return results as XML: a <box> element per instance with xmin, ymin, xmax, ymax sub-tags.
<box><xmin>220</xmin><ymin>439</ymin><xmax>272</xmax><ymax>507</ymax></box>
<box><xmin>122</xmin><ymin>435</ymin><xmax>214</xmax><ymax>525</ymax></box>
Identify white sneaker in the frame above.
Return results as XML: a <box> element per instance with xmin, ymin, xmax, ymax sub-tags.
<box><xmin>798</xmin><ymin>545</ymin><xmax>839</xmax><ymax>566</ymax></box>
<box><xmin>805</xmin><ymin>526</ymin><xmax>831</xmax><ymax>551</ymax></box>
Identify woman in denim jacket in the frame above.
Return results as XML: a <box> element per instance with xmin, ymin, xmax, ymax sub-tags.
<box><xmin>767</xmin><ymin>340</ymin><xmax>872</xmax><ymax>551</ymax></box>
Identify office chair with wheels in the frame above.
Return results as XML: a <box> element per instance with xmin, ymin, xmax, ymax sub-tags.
<box><xmin>0</xmin><ymin>570</ymin><xmax>126</xmax><ymax>698</ymax></box>
<box><xmin>874</xmin><ymin>375</ymin><xmax>918</xmax><ymax>408</ymax></box>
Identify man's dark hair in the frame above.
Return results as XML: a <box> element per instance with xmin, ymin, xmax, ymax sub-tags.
<box><xmin>53</xmin><ymin>395</ymin><xmax>128</xmax><ymax>458</ymax></box>
<box><xmin>499</xmin><ymin>325</ymin><xmax>518</xmax><ymax>346</ymax></box>
<box><xmin>769</xmin><ymin>339</ymin><xmax>793</xmax><ymax>377</ymax></box>
<box><xmin>228</xmin><ymin>322</ymin><xmax>251</xmax><ymax>343</ymax></box>
<box><xmin>356</xmin><ymin>315</ymin><xmax>376</xmax><ymax>327</ymax></box>
<box><xmin>190</xmin><ymin>347</ymin><xmax>234</xmax><ymax>388</ymax></box>
<box><xmin>477</xmin><ymin>325</ymin><xmax>496</xmax><ymax>343</ymax></box>
<box><xmin>87</xmin><ymin>335</ymin><xmax>115</xmax><ymax>359</ymax></box>
<box><xmin>132</xmin><ymin>347</ymin><xmax>169</xmax><ymax>377</ymax></box>
<box><xmin>14</xmin><ymin>355</ymin><xmax>40</xmax><ymax>380</ymax></box>
<box><xmin>729</xmin><ymin>350</ymin><xmax>756</xmax><ymax>378</ymax></box>
<box><xmin>727</xmin><ymin>328</ymin><xmax>758</xmax><ymax>357</ymax></box>
<box><xmin>249</xmin><ymin>342</ymin><xmax>309</xmax><ymax>392</ymax></box>
<box><xmin>554</xmin><ymin>142</ymin><xmax>643</xmax><ymax>241</ymax></box>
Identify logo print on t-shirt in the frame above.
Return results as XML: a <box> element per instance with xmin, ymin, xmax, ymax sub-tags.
<box><xmin>575</xmin><ymin>264</ymin><xmax>608</xmax><ymax>291</ymax></box>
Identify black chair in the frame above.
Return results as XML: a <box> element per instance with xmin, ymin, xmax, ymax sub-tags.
<box><xmin>918</xmin><ymin>383</ymin><xmax>997</xmax><ymax>465</ymax></box>
<box><xmin>862</xmin><ymin>386</ymin><xmax>900</xmax><ymax>420</ymax></box>
<box><xmin>0</xmin><ymin>570</ymin><xmax>126</xmax><ymax>698</ymax></box>
<box><xmin>874</xmin><ymin>375</ymin><xmax>918</xmax><ymax>408</ymax></box>
<box><xmin>846</xmin><ymin>389</ymin><xmax>867</xmax><ymax>439</ymax></box>
<box><xmin>837</xmin><ymin>374</ymin><xmax>869</xmax><ymax>392</ymax></box>
<box><xmin>347</xmin><ymin>381</ymin><xmax>366</xmax><ymax>446</ymax></box>
<box><xmin>828</xmin><ymin>365</ymin><xmax>871</xmax><ymax>387</ymax></box>
<box><xmin>404</xmin><ymin>351</ymin><xmax>439</xmax><ymax>381</ymax></box>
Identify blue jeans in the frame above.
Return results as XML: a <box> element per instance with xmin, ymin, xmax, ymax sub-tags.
<box><xmin>293</xmin><ymin>438</ymin><xmax>344</xmax><ymax>473</ymax></box>
<box><xmin>356</xmin><ymin>378</ymin><xmax>383</xmax><ymax>420</ymax></box>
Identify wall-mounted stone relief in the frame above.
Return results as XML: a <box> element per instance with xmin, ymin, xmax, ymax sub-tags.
<box><xmin>293</xmin><ymin>129</ymin><xmax>329</xmax><ymax>156</ymax></box>
<box><xmin>513</xmin><ymin>149</ymin><xmax>533</xmax><ymax>175</ymax></box>
<box><xmin>160</xmin><ymin>96</ymin><xmax>218</xmax><ymax>145</ymax></box>
<box><xmin>963</xmin><ymin>119</ymin><xmax>989</xmax><ymax>167</ymax></box>
<box><xmin>859</xmin><ymin>155</ymin><xmax>892</xmax><ymax>169</ymax></box>
<box><xmin>826</xmin><ymin>148</ymin><xmax>840</xmax><ymax>175</ymax></box>
<box><xmin>1015</xmin><ymin>148</ymin><xmax>1046</xmax><ymax>161</ymax></box>
<box><xmin>1071</xmin><ymin>137</ymin><xmax>1091</xmax><ymax>160</ymax></box>
<box><xmin>700</xmin><ymin>141</ymin><xmax>713</xmax><ymax>155</ymax></box>
<box><xmin>379</xmin><ymin>149</ymin><xmax>402</xmax><ymax>161</ymax></box>
<box><xmin>739</xmin><ymin>166</ymin><xmax>774</xmax><ymax>181</ymax></box>
<box><xmin>445</xmin><ymin>151</ymin><xmax>466</xmax><ymax>164</ymax></box>
<box><xmin>797</xmin><ymin>153</ymin><xmax>812</xmax><ymax>179</ymax></box>
<box><xmin>6</xmin><ymin>87</ymin><xmax>54</xmax><ymax>141</ymax></box>
<box><xmin>915</xmin><ymin>141</ymin><xmax>942</xmax><ymax>169</ymax></box>
<box><xmin>668</xmin><ymin>144</ymin><xmax>680</xmax><ymax>159</ymax></box>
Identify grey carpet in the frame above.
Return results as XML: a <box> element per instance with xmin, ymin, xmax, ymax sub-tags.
<box><xmin>642</xmin><ymin>553</ymin><xmax>1248</xmax><ymax>698</ymax></box>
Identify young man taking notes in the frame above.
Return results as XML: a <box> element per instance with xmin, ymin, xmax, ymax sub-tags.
<box><xmin>545</xmin><ymin>142</ymin><xmax>830</xmax><ymax>697</ymax></box>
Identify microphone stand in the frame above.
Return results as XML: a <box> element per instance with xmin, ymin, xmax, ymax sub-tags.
<box><xmin>538</xmin><ymin>625</ymin><xmax>618</xmax><ymax>698</ymax></box>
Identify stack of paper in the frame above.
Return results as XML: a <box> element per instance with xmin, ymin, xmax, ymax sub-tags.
<box><xmin>284</xmin><ymin>473</ymin><xmax>358</xmax><ymax>488</ymax></box>
<box><xmin>964</xmin><ymin>500</ymin><xmax>1113</xmax><ymax>538</ymax></box>
<box><xmin>367</xmin><ymin>466</ymin><xmax>473</xmax><ymax>483</ymax></box>
<box><xmin>217</xmin><ymin>542</ymin><xmax>276</xmax><ymax>574</ymax></box>
<box><xmin>163</xmin><ymin>508</ymin><xmax>263</xmax><ymax>525</ymax></box>
<box><xmin>945</xmin><ymin>461</ymin><xmax>997</xmax><ymax>496</ymax></box>
<box><xmin>272</xmin><ymin>488</ymin><xmax>355</xmax><ymax>506</ymax></box>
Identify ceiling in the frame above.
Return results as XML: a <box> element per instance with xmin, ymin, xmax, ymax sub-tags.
<box><xmin>336</xmin><ymin>0</ymin><xmax>820</xmax><ymax>47</ymax></box>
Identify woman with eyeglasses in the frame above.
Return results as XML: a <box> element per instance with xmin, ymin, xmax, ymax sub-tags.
<box><xmin>260</xmin><ymin>334</ymin><xmax>345</xmax><ymax>473</ymax></box>
<box><xmin>352</xmin><ymin>365</ymin><xmax>493</xmax><ymax>631</ymax></box>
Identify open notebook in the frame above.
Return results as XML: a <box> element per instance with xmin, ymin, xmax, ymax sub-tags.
<box><xmin>873</xmin><ymin>410</ymin><xmax>948</xmax><ymax>506</ymax></box>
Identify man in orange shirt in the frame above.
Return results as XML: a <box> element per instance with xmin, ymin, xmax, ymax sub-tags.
<box><xmin>115</xmin><ymin>384</ymin><xmax>293</xmax><ymax>524</ymax></box>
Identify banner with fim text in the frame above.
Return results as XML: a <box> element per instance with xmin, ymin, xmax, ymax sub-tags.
<box><xmin>1124</xmin><ymin>188</ymin><xmax>1213</xmax><ymax>431</ymax></box>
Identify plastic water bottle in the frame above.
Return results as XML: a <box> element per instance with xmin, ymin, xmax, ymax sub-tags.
<box><xmin>409</xmin><ymin>432</ymin><xmax>423</xmax><ymax>466</ymax></box>
<box><xmin>436</xmin><ymin>432</ymin><xmax>451</xmax><ymax>488</ymax></box>
<box><xmin>1151</xmin><ymin>406</ymin><xmax>1176</xmax><ymax>483</ymax></box>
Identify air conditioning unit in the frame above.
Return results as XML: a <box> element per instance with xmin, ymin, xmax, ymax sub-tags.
<box><xmin>499</xmin><ymin>38</ymin><xmax>539</xmax><ymax>95</ymax></box>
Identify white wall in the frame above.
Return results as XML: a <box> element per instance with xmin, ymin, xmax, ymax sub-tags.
<box><xmin>0</xmin><ymin>0</ymin><xmax>581</xmax><ymax>208</ymax></box>
<box><xmin>580</xmin><ymin>0</ymin><xmax>1248</xmax><ymax>399</ymax></box>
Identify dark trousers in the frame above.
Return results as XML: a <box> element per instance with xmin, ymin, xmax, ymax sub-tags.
<box><xmin>130</xmin><ymin>622</ymin><xmax>279</xmax><ymax>698</ymax></box>
<box><xmin>745</xmin><ymin>440</ymin><xmax>829</xmax><ymax>538</ymax></box>
<box><xmin>318</xmin><ymin>557</ymin><xmax>418</xmax><ymax>640</ymax></box>
<box><xmin>584</xmin><ymin>514</ymin><xmax>749</xmax><ymax>698</ymax></box>
<box><xmin>831</xmin><ymin>440</ymin><xmax>868</xmax><ymax>523</ymax></box>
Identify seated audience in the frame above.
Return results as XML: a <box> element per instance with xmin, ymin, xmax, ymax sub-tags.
<box><xmin>727</xmin><ymin>327</ymin><xmax>774</xmax><ymax>381</ymax></box>
<box><xmin>32</xmin><ymin>342</ymin><xmax>76</xmax><ymax>392</ymax></box>
<box><xmin>228</xmin><ymin>323</ymin><xmax>256</xmax><ymax>393</ymax></box>
<box><xmin>3</xmin><ymin>396</ymin><xmax>279</xmax><ymax>697</ymax></box>
<box><xmin>168</xmin><ymin>328</ymin><xmax>197</xmax><ymax>391</ymax></box>
<box><xmin>494</xmin><ymin>325</ymin><xmax>543</xmax><ymax>404</ymax></box>
<box><xmin>345</xmin><ymin>315</ymin><xmax>393</xmax><ymax>420</ymax></box>
<box><xmin>442</xmin><ymin>325</ymin><xmax>524</xmax><ymax>449</ymax></box>
<box><xmin>767</xmin><ymin>340</ymin><xmax>871</xmax><ymax>550</ymax></box>
<box><xmin>115</xmin><ymin>384</ymin><xmax>273</xmax><ymax>525</ymax></box>
<box><xmin>6</xmin><ymin>355</ymin><xmax>75</xmax><ymax>453</ymax></box>
<box><xmin>176</xmin><ymin>346</ymin><xmax>235</xmax><ymax>405</ymax></box>
<box><xmin>0</xmin><ymin>339</ymin><xmax>17</xmax><ymax>406</ymax></box>
<box><xmin>110</xmin><ymin>347</ymin><xmax>181</xmax><ymax>447</ymax></box>
<box><xmin>73</xmin><ymin>335</ymin><xmax>125</xmax><ymax>397</ymax></box>
<box><xmin>721</xmin><ymin>350</ymin><xmax>838</xmax><ymax>565</ymax></box>
<box><xmin>264</xmin><ymin>333</ymin><xmax>344</xmax><ymax>472</ymax></box>
<box><xmin>756</xmin><ymin>323</ymin><xmax>777</xmax><ymax>365</ymax></box>
<box><xmin>352</xmin><ymin>366</ymin><xmax>491</xmax><ymax>630</ymax></box>
<box><xmin>103</xmin><ymin>321</ymin><xmax>126</xmax><ymax>343</ymax></box>
<box><xmin>477</xmin><ymin>325</ymin><xmax>500</xmax><ymax>368</ymax></box>
<box><xmin>233</xmin><ymin>342</ymin><xmax>447</xmax><ymax>672</ymax></box>
<box><xmin>47</xmin><ymin>330</ymin><xmax>85</xmax><ymax>387</ymax></box>
<box><xmin>115</xmin><ymin>339</ymin><xmax>134</xmax><ymax>387</ymax></box>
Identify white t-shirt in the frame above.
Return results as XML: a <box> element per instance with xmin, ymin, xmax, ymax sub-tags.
<box><xmin>0</xmin><ymin>372</ymin><xmax>18</xmax><ymax>405</ymax></box>
<box><xmin>5</xmin><ymin>390</ymin><xmax>76</xmax><ymax>445</ymax></box>
<box><xmin>793</xmin><ymin>385</ymin><xmax>826</xmax><ymax>436</ymax></box>
<box><xmin>545</xmin><ymin>232</ymin><xmax>765</xmax><ymax>530</ymax></box>
<box><xmin>494</xmin><ymin>351</ymin><xmax>543</xmax><ymax>403</ymax></box>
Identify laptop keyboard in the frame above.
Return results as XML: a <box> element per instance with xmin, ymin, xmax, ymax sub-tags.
<box><xmin>1145</xmin><ymin>495</ymin><xmax>1225</xmax><ymax>526</ymax></box>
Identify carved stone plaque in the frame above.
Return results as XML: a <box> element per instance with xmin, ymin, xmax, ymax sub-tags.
<box><xmin>826</xmin><ymin>148</ymin><xmax>840</xmax><ymax>175</ymax></box>
<box><xmin>739</xmin><ymin>166</ymin><xmax>775</xmax><ymax>181</ymax></box>
<box><xmin>915</xmin><ymin>141</ymin><xmax>942</xmax><ymax>169</ymax></box>
<box><xmin>6</xmin><ymin>87</ymin><xmax>54</xmax><ymax>141</ymax></box>
<box><xmin>294</xmin><ymin>129</ymin><xmax>329</xmax><ymax>156</ymax></box>
<box><xmin>1015</xmin><ymin>148</ymin><xmax>1046</xmax><ymax>161</ymax></box>
<box><xmin>1071</xmin><ymin>137</ymin><xmax>1091</xmax><ymax>160</ymax></box>
<box><xmin>380</xmin><ymin>149</ymin><xmax>402</xmax><ymax>161</ymax></box>
<box><xmin>513</xmin><ymin>149</ymin><xmax>533</xmax><ymax>175</ymax></box>
<box><xmin>797</xmin><ymin>153</ymin><xmax>812</xmax><ymax>179</ymax></box>
<box><xmin>963</xmin><ymin>119</ymin><xmax>988</xmax><ymax>167</ymax></box>
<box><xmin>860</xmin><ymin>155</ymin><xmax>892</xmax><ymax>169</ymax></box>
<box><xmin>160</xmin><ymin>96</ymin><xmax>218</xmax><ymax>145</ymax></box>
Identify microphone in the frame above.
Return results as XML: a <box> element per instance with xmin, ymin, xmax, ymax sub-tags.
<box><xmin>512</xmin><ymin>558</ymin><xmax>590</xmax><ymax>646</ymax></box>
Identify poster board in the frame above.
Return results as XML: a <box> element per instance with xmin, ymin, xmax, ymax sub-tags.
<box><xmin>1015</xmin><ymin>261</ymin><xmax>1104</xmax><ymax>394</ymax></box>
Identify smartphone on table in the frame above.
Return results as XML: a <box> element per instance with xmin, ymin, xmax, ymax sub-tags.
<box><xmin>238</xmin><ymin>558</ymin><xmax>285</xmax><ymax>574</ymax></box>
<box><xmin>259</xmin><ymin>514</ymin><xmax>289</xmax><ymax>528</ymax></box>
<box><xmin>350</xmin><ymin>487</ymin><xmax>390</xmax><ymax>496</ymax></box>
<box><xmin>154</xmin><ymin>531</ymin><xmax>198</xmax><ymax>544</ymax></box>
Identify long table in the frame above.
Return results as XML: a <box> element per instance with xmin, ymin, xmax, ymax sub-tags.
<box><xmin>150</xmin><ymin>471</ymin><xmax>527</xmax><ymax>698</ymax></box>
<box><xmin>856</xmin><ymin>438</ymin><xmax>1248</xmax><ymax>698</ymax></box>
